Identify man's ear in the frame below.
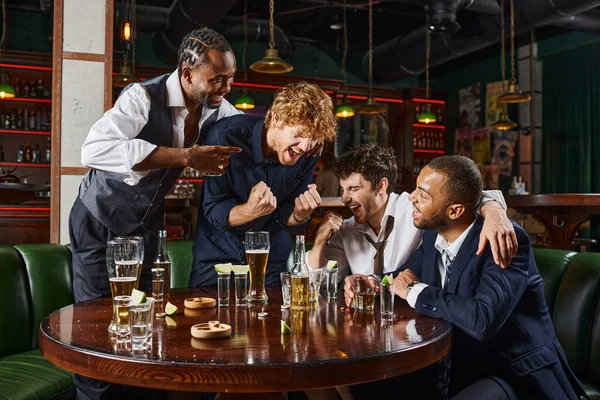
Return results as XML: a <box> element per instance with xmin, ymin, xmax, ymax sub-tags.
<box><xmin>447</xmin><ymin>204</ymin><xmax>465</xmax><ymax>220</ymax></box>
<box><xmin>377</xmin><ymin>178</ymin><xmax>389</xmax><ymax>195</ymax></box>
<box><xmin>271</xmin><ymin>112</ymin><xmax>278</xmax><ymax>128</ymax></box>
<box><xmin>181</xmin><ymin>65</ymin><xmax>192</xmax><ymax>85</ymax></box>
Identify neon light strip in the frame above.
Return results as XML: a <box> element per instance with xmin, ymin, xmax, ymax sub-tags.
<box><xmin>0</xmin><ymin>129</ymin><xmax>51</xmax><ymax>135</ymax></box>
<box><xmin>0</xmin><ymin>162</ymin><xmax>51</xmax><ymax>167</ymax></box>
<box><xmin>2</xmin><ymin>97</ymin><xmax>52</xmax><ymax>103</ymax></box>
<box><xmin>413</xmin><ymin>98</ymin><xmax>445</xmax><ymax>105</ymax></box>
<box><xmin>0</xmin><ymin>63</ymin><xmax>52</xmax><ymax>71</ymax></box>
<box><xmin>413</xmin><ymin>149</ymin><xmax>446</xmax><ymax>154</ymax></box>
<box><xmin>0</xmin><ymin>207</ymin><xmax>51</xmax><ymax>211</ymax></box>
<box><xmin>413</xmin><ymin>124</ymin><xmax>445</xmax><ymax>129</ymax></box>
<box><xmin>1</xmin><ymin>214</ymin><xmax>50</xmax><ymax>218</ymax></box>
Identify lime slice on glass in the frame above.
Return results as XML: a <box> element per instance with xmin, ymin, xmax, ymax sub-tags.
<box><xmin>131</xmin><ymin>288</ymin><xmax>147</xmax><ymax>304</ymax></box>
<box><xmin>326</xmin><ymin>260</ymin><xmax>339</xmax><ymax>270</ymax></box>
<box><xmin>281</xmin><ymin>320</ymin><xmax>292</xmax><ymax>335</ymax></box>
<box><xmin>381</xmin><ymin>274</ymin><xmax>393</xmax><ymax>286</ymax></box>
<box><xmin>214</xmin><ymin>263</ymin><xmax>233</xmax><ymax>274</ymax></box>
<box><xmin>165</xmin><ymin>301</ymin><xmax>178</xmax><ymax>316</ymax></box>
<box><xmin>231</xmin><ymin>265</ymin><xmax>249</xmax><ymax>274</ymax></box>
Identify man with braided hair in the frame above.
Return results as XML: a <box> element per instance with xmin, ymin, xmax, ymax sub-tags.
<box><xmin>69</xmin><ymin>27</ymin><xmax>241</xmax><ymax>400</ymax></box>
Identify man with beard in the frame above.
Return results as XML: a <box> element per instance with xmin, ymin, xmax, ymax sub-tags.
<box><xmin>68</xmin><ymin>27</ymin><xmax>241</xmax><ymax>400</ymax></box>
<box><xmin>307</xmin><ymin>145</ymin><xmax>516</xmax><ymax>290</ymax></box>
<box><xmin>190</xmin><ymin>82</ymin><xmax>337</xmax><ymax>287</ymax></box>
<box><xmin>389</xmin><ymin>156</ymin><xmax>586</xmax><ymax>399</ymax></box>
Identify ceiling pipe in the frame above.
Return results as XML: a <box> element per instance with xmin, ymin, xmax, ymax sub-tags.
<box><xmin>367</xmin><ymin>0</ymin><xmax>600</xmax><ymax>82</ymax></box>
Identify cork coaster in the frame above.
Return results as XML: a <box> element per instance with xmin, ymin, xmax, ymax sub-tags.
<box><xmin>190</xmin><ymin>321</ymin><xmax>232</xmax><ymax>340</ymax></box>
<box><xmin>184</xmin><ymin>297</ymin><xmax>216</xmax><ymax>309</ymax></box>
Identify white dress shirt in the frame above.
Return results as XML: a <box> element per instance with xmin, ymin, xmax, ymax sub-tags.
<box><xmin>307</xmin><ymin>190</ymin><xmax>506</xmax><ymax>285</ymax></box>
<box><xmin>406</xmin><ymin>220</ymin><xmax>477</xmax><ymax>307</ymax></box>
<box><xmin>80</xmin><ymin>70</ymin><xmax>241</xmax><ymax>186</ymax></box>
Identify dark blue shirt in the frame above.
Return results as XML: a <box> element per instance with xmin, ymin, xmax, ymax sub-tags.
<box><xmin>190</xmin><ymin>114</ymin><xmax>317</xmax><ymax>287</ymax></box>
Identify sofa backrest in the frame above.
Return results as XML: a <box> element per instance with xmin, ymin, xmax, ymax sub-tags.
<box><xmin>167</xmin><ymin>240</ymin><xmax>193</xmax><ymax>288</ymax></box>
<box><xmin>535</xmin><ymin>249</ymin><xmax>600</xmax><ymax>385</ymax></box>
<box><xmin>0</xmin><ymin>245</ymin><xmax>33</xmax><ymax>358</ymax></box>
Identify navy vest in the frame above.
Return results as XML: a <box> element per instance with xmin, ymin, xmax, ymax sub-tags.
<box><xmin>78</xmin><ymin>74</ymin><xmax>183</xmax><ymax>235</ymax></box>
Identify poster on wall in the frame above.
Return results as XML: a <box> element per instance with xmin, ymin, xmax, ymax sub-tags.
<box><xmin>472</xmin><ymin>128</ymin><xmax>491</xmax><ymax>165</ymax></box>
<box><xmin>486</xmin><ymin>80</ymin><xmax>509</xmax><ymax>127</ymax></box>
<box><xmin>454</xmin><ymin>126</ymin><xmax>472</xmax><ymax>157</ymax></box>
<box><xmin>480</xmin><ymin>165</ymin><xmax>500</xmax><ymax>189</ymax></box>
<box><xmin>491</xmin><ymin>130</ymin><xmax>518</xmax><ymax>177</ymax></box>
<box><xmin>458</xmin><ymin>83</ymin><xmax>482</xmax><ymax>131</ymax></box>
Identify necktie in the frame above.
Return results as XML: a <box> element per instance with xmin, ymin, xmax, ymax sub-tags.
<box><xmin>364</xmin><ymin>217</ymin><xmax>394</xmax><ymax>275</ymax></box>
<box><xmin>443</xmin><ymin>250</ymin><xmax>454</xmax><ymax>290</ymax></box>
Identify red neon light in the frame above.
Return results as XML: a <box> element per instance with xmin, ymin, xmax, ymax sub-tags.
<box><xmin>177</xmin><ymin>178</ymin><xmax>204</xmax><ymax>183</ymax></box>
<box><xmin>413</xmin><ymin>124</ymin><xmax>445</xmax><ymax>129</ymax></box>
<box><xmin>1</xmin><ymin>97</ymin><xmax>52</xmax><ymax>104</ymax></box>
<box><xmin>413</xmin><ymin>149</ymin><xmax>446</xmax><ymax>155</ymax></box>
<box><xmin>0</xmin><ymin>207</ymin><xmax>51</xmax><ymax>211</ymax></box>
<box><xmin>0</xmin><ymin>63</ymin><xmax>52</xmax><ymax>71</ymax></box>
<box><xmin>343</xmin><ymin>94</ymin><xmax>403</xmax><ymax>103</ymax></box>
<box><xmin>0</xmin><ymin>129</ymin><xmax>51</xmax><ymax>135</ymax></box>
<box><xmin>413</xmin><ymin>98</ymin><xmax>445</xmax><ymax>105</ymax></box>
<box><xmin>0</xmin><ymin>162</ymin><xmax>51</xmax><ymax>167</ymax></box>
<box><xmin>2</xmin><ymin>213</ymin><xmax>50</xmax><ymax>218</ymax></box>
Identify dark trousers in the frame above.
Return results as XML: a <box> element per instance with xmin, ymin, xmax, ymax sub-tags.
<box><xmin>69</xmin><ymin>197</ymin><xmax>161</xmax><ymax>400</ymax></box>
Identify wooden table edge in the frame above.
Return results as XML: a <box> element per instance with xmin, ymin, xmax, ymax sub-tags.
<box><xmin>40</xmin><ymin>324</ymin><xmax>452</xmax><ymax>393</ymax></box>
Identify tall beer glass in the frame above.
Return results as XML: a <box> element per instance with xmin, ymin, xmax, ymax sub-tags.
<box><xmin>115</xmin><ymin>236</ymin><xmax>144</xmax><ymax>282</ymax></box>
<box><xmin>107</xmin><ymin>239</ymin><xmax>141</xmax><ymax>332</ymax></box>
<box><xmin>245</xmin><ymin>231</ymin><xmax>270</xmax><ymax>303</ymax></box>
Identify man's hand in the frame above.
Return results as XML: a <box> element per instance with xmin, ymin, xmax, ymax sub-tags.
<box><xmin>343</xmin><ymin>275</ymin><xmax>355</xmax><ymax>307</ymax></box>
<box><xmin>314</xmin><ymin>211</ymin><xmax>343</xmax><ymax>245</ymax></box>
<box><xmin>245</xmin><ymin>181</ymin><xmax>277</xmax><ymax>218</ymax></box>
<box><xmin>478</xmin><ymin>201</ymin><xmax>518</xmax><ymax>268</ymax></box>
<box><xmin>293</xmin><ymin>184</ymin><xmax>322</xmax><ymax>221</ymax></box>
<box><xmin>187</xmin><ymin>145</ymin><xmax>242</xmax><ymax>175</ymax></box>
<box><xmin>393</xmin><ymin>269</ymin><xmax>419</xmax><ymax>300</ymax></box>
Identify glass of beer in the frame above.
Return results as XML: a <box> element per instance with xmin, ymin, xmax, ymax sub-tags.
<box><xmin>115</xmin><ymin>236</ymin><xmax>144</xmax><ymax>282</ymax></box>
<box><xmin>245</xmin><ymin>231</ymin><xmax>270</xmax><ymax>303</ymax></box>
<box><xmin>107</xmin><ymin>239</ymin><xmax>141</xmax><ymax>332</ymax></box>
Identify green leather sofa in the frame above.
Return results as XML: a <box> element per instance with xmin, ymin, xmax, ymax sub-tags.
<box><xmin>1</xmin><ymin>242</ymin><xmax>599</xmax><ymax>399</ymax></box>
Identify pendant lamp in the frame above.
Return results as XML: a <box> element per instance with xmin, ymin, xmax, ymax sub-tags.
<box><xmin>235</xmin><ymin>0</ymin><xmax>255</xmax><ymax>110</ymax></box>
<box><xmin>498</xmin><ymin>0</ymin><xmax>530</xmax><ymax>103</ymax></box>
<box><xmin>417</xmin><ymin>6</ymin><xmax>435</xmax><ymax>123</ymax></box>
<box><xmin>335</xmin><ymin>0</ymin><xmax>354</xmax><ymax>118</ymax></box>
<box><xmin>250</xmin><ymin>0</ymin><xmax>293</xmax><ymax>74</ymax></box>
<box><xmin>358</xmin><ymin>0</ymin><xmax>384</xmax><ymax>115</ymax></box>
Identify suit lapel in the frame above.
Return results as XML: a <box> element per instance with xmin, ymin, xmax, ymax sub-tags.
<box><xmin>446</xmin><ymin>217</ymin><xmax>483</xmax><ymax>293</ymax></box>
<box><xmin>421</xmin><ymin>232</ymin><xmax>439</xmax><ymax>286</ymax></box>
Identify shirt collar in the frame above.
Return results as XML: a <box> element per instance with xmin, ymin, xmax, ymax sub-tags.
<box><xmin>166</xmin><ymin>70</ymin><xmax>186</xmax><ymax>108</ymax></box>
<box><xmin>353</xmin><ymin>192</ymin><xmax>400</xmax><ymax>236</ymax></box>
<box><xmin>434</xmin><ymin>219</ymin><xmax>477</xmax><ymax>261</ymax></box>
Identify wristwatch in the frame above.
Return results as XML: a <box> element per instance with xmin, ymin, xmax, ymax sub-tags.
<box><xmin>406</xmin><ymin>281</ymin><xmax>419</xmax><ymax>297</ymax></box>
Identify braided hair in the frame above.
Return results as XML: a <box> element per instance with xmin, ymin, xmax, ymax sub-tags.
<box><xmin>177</xmin><ymin>27</ymin><xmax>232</xmax><ymax>77</ymax></box>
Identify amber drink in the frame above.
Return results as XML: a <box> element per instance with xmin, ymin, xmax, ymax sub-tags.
<box><xmin>291</xmin><ymin>235</ymin><xmax>310</xmax><ymax>310</ymax></box>
<box><xmin>245</xmin><ymin>231</ymin><xmax>270</xmax><ymax>303</ymax></box>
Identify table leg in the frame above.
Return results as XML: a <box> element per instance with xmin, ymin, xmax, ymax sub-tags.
<box><xmin>533</xmin><ymin>214</ymin><xmax>590</xmax><ymax>250</ymax></box>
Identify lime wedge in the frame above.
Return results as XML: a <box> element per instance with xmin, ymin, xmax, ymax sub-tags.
<box><xmin>165</xmin><ymin>316</ymin><xmax>178</xmax><ymax>328</ymax></box>
<box><xmin>231</xmin><ymin>265</ymin><xmax>249</xmax><ymax>274</ymax></box>
<box><xmin>281</xmin><ymin>320</ymin><xmax>292</xmax><ymax>335</ymax></box>
<box><xmin>165</xmin><ymin>301</ymin><xmax>178</xmax><ymax>316</ymax></box>
<box><xmin>326</xmin><ymin>260</ymin><xmax>338</xmax><ymax>270</ymax></box>
<box><xmin>131</xmin><ymin>288</ymin><xmax>147</xmax><ymax>304</ymax></box>
<box><xmin>214</xmin><ymin>263</ymin><xmax>233</xmax><ymax>274</ymax></box>
<box><xmin>381</xmin><ymin>274</ymin><xmax>393</xmax><ymax>286</ymax></box>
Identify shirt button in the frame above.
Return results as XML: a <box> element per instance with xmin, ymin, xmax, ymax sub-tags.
<box><xmin>432</xmin><ymin>306</ymin><xmax>437</xmax><ymax>311</ymax></box>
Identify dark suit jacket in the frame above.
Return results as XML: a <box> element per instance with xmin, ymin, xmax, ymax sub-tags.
<box><xmin>397</xmin><ymin>217</ymin><xmax>587</xmax><ymax>399</ymax></box>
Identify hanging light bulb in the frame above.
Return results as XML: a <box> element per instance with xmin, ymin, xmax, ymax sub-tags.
<box><xmin>250</xmin><ymin>0</ymin><xmax>293</xmax><ymax>74</ymax></box>
<box><xmin>492</xmin><ymin>0</ymin><xmax>518</xmax><ymax>130</ymax></box>
<box><xmin>498</xmin><ymin>0</ymin><xmax>530</xmax><ymax>103</ymax></box>
<box><xmin>235</xmin><ymin>0</ymin><xmax>255</xmax><ymax>110</ymax></box>
<box><xmin>335</xmin><ymin>1</ymin><xmax>354</xmax><ymax>119</ymax></box>
<box><xmin>114</xmin><ymin>0</ymin><xmax>138</xmax><ymax>88</ymax></box>
<box><xmin>358</xmin><ymin>0</ymin><xmax>385</xmax><ymax>115</ymax></box>
<box><xmin>417</xmin><ymin>6</ymin><xmax>435</xmax><ymax>124</ymax></box>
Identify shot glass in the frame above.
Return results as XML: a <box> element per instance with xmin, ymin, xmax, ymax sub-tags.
<box><xmin>151</xmin><ymin>267</ymin><xmax>165</xmax><ymax>301</ymax></box>
<box><xmin>352</xmin><ymin>275</ymin><xmax>378</xmax><ymax>311</ymax></box>
<box><xmin>325</xmin><ymin>268</ymin><xmax>338</xmax><ymax>299</ymax></box>
<box><xmin>309</xmin><ymin>269</ymin><xmax>323</xmax><ymax>302</ymax></box>
<box><xmin>380</xmin><ymin>280</ymin><xmax>395</xmax><ymax>321</ymax></box>
<box><xmin>114</xmin><ymin>295</ymin><xmax>132</xmax><ymax>341</ymax></box>
<box><xmin>218</xmin><ymin>272</ymin><xmax>231</xmax><ymax>307</ymax></box>
<box><xmin>130</xmin><ymin>298</ymin><xmax>154</xmax><ymax>351</ymax></box>
<box><xmin>280</xmin><ymin>272</ymin><xmax>291</xmax><ymax>306</ymax></box>
<box><xmin>235</xmin><ymin>271</ymin><xmax>248</xmax><ymax>306</ymax></box>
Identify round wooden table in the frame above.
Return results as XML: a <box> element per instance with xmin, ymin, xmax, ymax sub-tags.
<box><xmin>40</xmin><ymin>287</ymin><xmax>451</xmax><ymax>395</ymax></box>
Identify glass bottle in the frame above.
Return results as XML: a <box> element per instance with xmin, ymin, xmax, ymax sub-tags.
<box><xmin>154</xmin><ymin>230</ymin><xmax>171</xmax><ymax>300</ymax></box>
<box><xmin>24</xmin><ymin>141</ymin><xmax>31</xmax><ymax>162</ymax></box>
<box><xmin>0</xmin><ymin>144</ymin><xmax>4</xmax><ymax>161</ymax></box>
<box><xmin>290</xmin><ymin>235</ymin><xmax>310</xmax><ymax>311</ymax></box>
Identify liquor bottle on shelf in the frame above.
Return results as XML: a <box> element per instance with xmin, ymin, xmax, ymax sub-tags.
<box><xmin>24</xmin><ymin>141</ymin><xmax>31</xmax><ymax>162</ymax></box>
<box><xmin>35</xmin><ymin>111</ymin><xmax>42</xmax><ymax>131</ymax></box>
<box><xmin>22</xmin><ymin>80</ymin><xmax>29</xmax><ymax>98</ymax></box>
<box><xmin>413</xmin><ymin>158</ymin><xmax>420</xmax><ymax>174</ymax></box>
<box><xmin>437</xmin><ymin>108</ymin><xmax>443</xmax><ymax>124</ymax></box>
<box><xmin>16</xmin><ymin>109</ymin><xmax>22</xmax><ymax>130</ymax></box>
<box><xmin>45</xmin><ymin>136</ymin><xmax>51</xmax><ymax>163</ymax></box>
<box><xmin>22</xmin><ymin>109</ymin><xmax>28</xmax><ymax>129</ymax></box>
<box><xmin>3</xmin><ymin>112</ymin><xmax>9</xmax><ymax>130</ymax></box>
<box><xmin>16</xmin><ymin>146</ymin><xmax>24</xmax><ymax>163</ymax></box>
<box><xmin>413</xmin><ymin>133</ymin><xmax>417</xmax><ymax>148</ymax></box>
<box><xmin>10</xmin><ymin>111</ymin><xmax>16</xmax><ymax>130</ymax></box>
<box><xmin>29</xmin><ymin>80</ymin><xmax>36</xmax><ymax>98</ymax></box>
<box><xmin>0</xmin><ymin>144</ymin><xmax>4</xmax><ymax>161</ymax></box>
<box><xmin>36</xmin><ymin>80</ymin><xmax>44</xmax><ymax>98</ymax></box>
<box><xmin>14</xmin><ymin>77</ymin><xmax>20</xmax><ymax>97</ymax></box>
<box><xmin>415</xmin><ymin>105</ymin><xmax>421</xmax><ymax>122</ymax></box>
<box><xmin>28</xmin><ymin>111</ymin><xmax>35</xmax><ymax>130</ymax></box>
<box><xmin>32</xmin><ymin>145</ymin><xmax>41</xmax><ymax>163</ymax></box>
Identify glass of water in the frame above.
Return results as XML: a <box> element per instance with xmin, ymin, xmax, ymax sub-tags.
<box><xmin>235</xmin><ymin>271</ymin><xmax>248</xmax><ymax>306</ymax></box>
<box><xmin>280</xmin><ymin>272</ymin><xmax>291</xmax><ymax>306</ymax></box>
<box><xmin>326</xmin><ymin>268</ymin><xmax>338</xmax><ymax>299</ymax></box>
<box><xmin>152</xmin><ymin>267</ymin><xmax>165</xmax><ymax>301</ymax></box>
<box><xmin>217</xmin><ymin>271</ymin><xmax>231</xmax><ymax>307</ymax></box>
<box><xmin>309</xmin><ymin>269</ymin><xmax>323</xmax><ymax>302</ymax></box>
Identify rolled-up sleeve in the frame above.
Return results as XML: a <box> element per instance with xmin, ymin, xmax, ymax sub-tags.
<box><xmin>80</xmin><ymin>84</ymin><xmax>156</xmax><ymax>185</ymax></box>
